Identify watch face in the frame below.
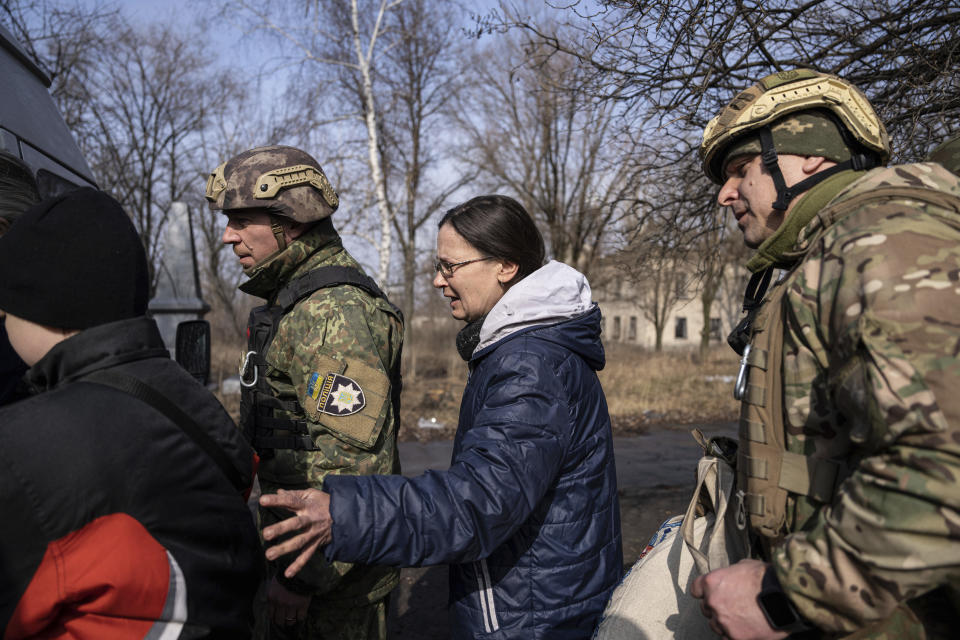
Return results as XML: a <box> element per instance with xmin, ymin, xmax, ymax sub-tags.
<box><xmin>759</xmin><ymin>590</ymin><xmax>798</xmax><ymax>629</ymax></box>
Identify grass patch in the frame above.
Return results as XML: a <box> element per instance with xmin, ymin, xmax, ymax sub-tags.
<box><xmin>211</xmin><ymin>319</ymin><xmax>740</xmax><ymax>442</ymax></box>
<box><xmin>596</xmin><ymin>343</ymin><xmax>739</xmax><ymax>434</ymax></box>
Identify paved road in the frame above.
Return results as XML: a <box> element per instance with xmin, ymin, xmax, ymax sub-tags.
<box><xmin>398</xmin><ymin>421</ymin><xmax>736</xmax><ymax>484</ymax></box>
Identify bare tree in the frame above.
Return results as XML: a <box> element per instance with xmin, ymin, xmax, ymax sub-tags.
<box><xmin>223</xmin><ymin>0</ymin><xmax>408</xmax><ymax>286</ymax></box>
<box><xmin>495</xmin><ymin>0</ymin><xmax>960</xmax><ymax>293</ymax></box>
<box><xmin>222</xmin><ymin>0</ymin><xmax>477</xmax><ymax>326</ymax></box>
<box><xmin>2</xmin><ymin>3</ymin><xmax>238</xmax><ymax>296</ymax></box>
<box><xmin>613</xmin><ymin>227</ymin><xmax>690</xmax><ymax>352</ymax></box>
<box><xmin>73</xmin><ymin>23</ymin><xmax>232</xmax><ymax>293</ymax></box>
<box><xmin>715</xmin><ymin>244</ymin><xmax>752</xmax><ymax>336</ymax></box>
<box><xmin>508</xmin><ymin>0</ymin><xmax>960</xmax><ymax>160</ymax></box>
<box><xmin>190</xmin><ymin>74</ymin><xmax>276</xmax><ymax>337</ymax></box>
<box><xmin>604</xmin><ymin>146</ymin><xmax>721</xmax><ymax>351</ymax></box>
<box><xmin>376</xmin><ymin>0</ymin><xmax>475</xmax><ymax>322</ymax></box>
<box><xmin>453</xmin><ymin>27</ymin><xmax>643</xmax><ymax>278</ymax></box>
<box><xmin>489</xmin><ymin>1</ymin><xmax>958</xmax><ymax>357</ymax></box>
<box><xmin>695</xmin><ymin>211</ymin><xmax>750</xmax><ymax>358</ymax></box>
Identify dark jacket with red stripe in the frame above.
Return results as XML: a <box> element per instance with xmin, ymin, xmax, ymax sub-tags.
<box><xmin>0</xmin><ymin>316</ymin><xmax>262</xmax><ymax>639</ymax></box>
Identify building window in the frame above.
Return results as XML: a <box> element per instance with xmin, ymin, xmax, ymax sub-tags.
<box><xmin>628</xmin><ymin>316</ymin><xmax>637</xmax><ymax>342</ymax></box>
<box><xmin>710</xmin><ymin>317</ymin><xmax>722</xmax><ymax>341</ymax></box>
<box><xmin>613</xmin><ymin>316</ymin><xmax>621</xmax><ymax>340</ymax></box>
<box><xmin>675</xmin><ymin>317</ymin><xmax>687</xmax><ymax>340</ymax></box>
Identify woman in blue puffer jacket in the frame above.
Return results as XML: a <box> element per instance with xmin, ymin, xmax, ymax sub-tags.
<box><xmin>261</xmin><ymin>195</ymin><xmax>622</xmax><ymax>639</ymax></box>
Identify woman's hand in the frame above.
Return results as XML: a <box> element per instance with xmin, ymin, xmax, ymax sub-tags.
<box><xmin>260</xmin><ymin>488</ymin><xmax>332</xmax><ymax>578</ymax></box>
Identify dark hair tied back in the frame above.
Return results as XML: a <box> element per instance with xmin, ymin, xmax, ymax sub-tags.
<box><xmin>438</xmin><ymin>195</ymin><xmax>545</xmax><ymax>283</ymax></box>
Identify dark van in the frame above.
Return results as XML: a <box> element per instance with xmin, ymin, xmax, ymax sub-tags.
<box><xmin>0</xmin><ymin>23</ymin><xmax>210</xmax><ymax>389</ymax></box>
<box><xmin>0</xmin><ymin>23</ymin><xmax>96</xmax><ymax>196</ymax></box>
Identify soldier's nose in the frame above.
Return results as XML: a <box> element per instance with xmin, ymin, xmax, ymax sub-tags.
<box><xmin>718</xmin><ymin>178</ymin><xmax>740</xmax><ymax>207</ymax></box>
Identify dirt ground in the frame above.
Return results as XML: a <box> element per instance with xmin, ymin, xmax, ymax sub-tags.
<box><xmin>385</xmin><ymin>429</ymin><xmax>716</xmax><ymax>639</ymax></box>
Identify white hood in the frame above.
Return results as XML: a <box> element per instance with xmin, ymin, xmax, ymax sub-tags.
<box><xmin>475</xmin><ymin>260</ymin><xmax>593</xmax><ymax>353</ymax></box>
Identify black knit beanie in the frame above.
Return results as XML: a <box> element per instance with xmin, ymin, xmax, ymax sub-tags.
<box><xmin>0</xmin><ymin>187</ymin><xmax>149</xmax><ymax>329</ymax></box>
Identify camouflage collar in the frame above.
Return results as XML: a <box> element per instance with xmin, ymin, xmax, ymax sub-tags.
<box><xmin>239</xmin><ymin>219</ymin><xmax>342</xmax><ymax>300</ymax></box>
<box><xmin>746</xmin><ymin>169</ymin><xmax>865</xmax><ymax>273</ymax></box>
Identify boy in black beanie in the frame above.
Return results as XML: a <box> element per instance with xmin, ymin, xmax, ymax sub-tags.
<box><xmin>0</xmin><ymin>188</ymin><xmax>262</xmax><ymax>638</ymax></box>
<box><xmin>0</xmin><ymin>187</ymin><xmax>149</xmax><ymax>340</ymax></box>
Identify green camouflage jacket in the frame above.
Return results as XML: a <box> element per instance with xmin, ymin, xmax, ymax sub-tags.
<box><xmin>749</xmin><ymin>162</ymin><xmax>960</xmax><ymax>634</ymax></box>
<box><xmin>240</xmin><ymin>221</ymin><xmax>402</xmax><ymax>605</ymax></box>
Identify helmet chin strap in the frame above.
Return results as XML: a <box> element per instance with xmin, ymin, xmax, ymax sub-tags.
<box><xmin>270</xmin><ymin>216</ymin><xmax>288</xmax><ymax>252</ymax></box>
<box><xmin>758</xmin><ymin>126</ymin><xmax>880</xmax><ymax>211</ymax></box>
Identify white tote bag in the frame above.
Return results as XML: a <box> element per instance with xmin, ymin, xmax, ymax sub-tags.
<box><xmin>593</xmin><ymin>514</ymin><xmax>719</xmax><ymax>639</ymax></box>
<box><xmin>593</xmin><ymin>432</ymin><xmax>749</xmax><ymax>640</ymax></box>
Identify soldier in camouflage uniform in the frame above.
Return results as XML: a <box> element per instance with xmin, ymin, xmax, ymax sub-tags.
<box><xmin>206</xmin><ymin>146</ymin><xmax>403</xmax><ymax>640</ymax></box>
<box><xmin>690</xmin><ymin>70</ymin><xmax>960</xmax><ymax>639</ymax></box>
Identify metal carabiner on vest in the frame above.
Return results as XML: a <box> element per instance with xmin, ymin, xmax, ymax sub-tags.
<box><xmin>239</xmin><ymin>350</ymin><xmax>258</xmax><ymax>388</ymax></box>
<box><xmin>734</xmin><ymin>343</ymin><xmax>751</xmax><ymax>400</ymax></box>
<box><xmin>735</xmin><ymin>489</ymin><xmax>748</xmax><ymax>531</ymax></box>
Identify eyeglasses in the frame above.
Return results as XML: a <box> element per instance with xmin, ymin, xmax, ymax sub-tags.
<box><xmin>433</xmin><ymin>256</ymin><xmax>495</xmax><ymax>278</ymax></box>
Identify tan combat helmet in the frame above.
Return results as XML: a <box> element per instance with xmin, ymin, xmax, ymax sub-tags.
<box><xmin>700</xmin><ymin>69</ymin><xmax>890</xmax><ymax>210</ymax></box>
<box><xmin>205</xmin><ymin>145</ymin><xmax>339</xmax><ymax>223</ymax></box>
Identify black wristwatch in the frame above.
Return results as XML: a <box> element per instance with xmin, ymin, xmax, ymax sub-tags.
<box><xmin>757</xmin><ymin>565</ymin><xmax>815</xmax><ymax>635</ymax></box>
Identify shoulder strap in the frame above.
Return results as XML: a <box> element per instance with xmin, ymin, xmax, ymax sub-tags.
<box><xmin>84</xmin><ymin>369</ymin><xmax>250</xmax><ymax>493</ymax></box>
<box><xmin>275</xmin><ymin>265</ymin><xmax>390</xmax><ymax>313</ymax></box>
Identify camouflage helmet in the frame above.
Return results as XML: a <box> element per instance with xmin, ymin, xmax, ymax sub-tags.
<box><xmin>205</xmin><ymin>145</ymin><xmax>339</xmax><ymax>223</ymax></box>
<box><xmin>700</xmin><ymin>69</ymin><xmax>890</xmax><ymax>185</ymax></box>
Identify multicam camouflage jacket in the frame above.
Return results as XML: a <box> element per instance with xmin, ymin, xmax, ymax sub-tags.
<box><xmin>239</xmin><ymin>220</ymin><xmax>403</xmax><ymax>605</ymax></box>
<box><xmin>745</xmin><ymin>162</ymin><xmax>960</xmax><ymax>634</ymax></box>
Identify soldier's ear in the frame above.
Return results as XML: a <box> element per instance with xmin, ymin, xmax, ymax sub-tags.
<box><xmin>286</xmin><ymin>220</ymin><xmax>311</xmax><ymax>240</ymax></box>
<box><xmin>801</xmin><ymin>155</ymin><xmax>833</xmax><ymax>176</ymax></box>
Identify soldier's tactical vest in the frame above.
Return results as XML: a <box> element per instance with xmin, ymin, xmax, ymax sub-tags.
<box><xmin>238</xmin><ymin>266</ymin><xmax>402</xmax><ymax>456</ymax></box>
<box><xmin>736</xmin><ymin>169</ymin><xmax>960</xmax><ymax>541</ymax></box>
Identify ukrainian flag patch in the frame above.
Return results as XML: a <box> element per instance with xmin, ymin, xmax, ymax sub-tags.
<box><xmin>307</xmin><ymin>371</ymin><xmax>322</xmax><ymax>400</ymax></box>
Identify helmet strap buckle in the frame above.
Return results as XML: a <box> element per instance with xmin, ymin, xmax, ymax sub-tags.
<box><xmin>270</xmin><ymin>218</ymin><xmax>287</xmax><ymax>252</ymax></box>
<box><xmin>849</xmin><ymin>153</ymin><xmax>879</xmax><ymax>172</ymax></box>
<box><xmin>758</xmin><ymin>127</ymin><xmax>792</xmax><ymax>211</ymax></box>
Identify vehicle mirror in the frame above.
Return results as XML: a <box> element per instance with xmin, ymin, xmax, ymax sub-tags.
<box><xmin>175</xmin><ymin>320</ymin><xmax>210</xmax><ymax>385</ymax></box>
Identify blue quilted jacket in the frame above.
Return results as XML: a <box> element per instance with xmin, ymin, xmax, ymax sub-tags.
<box><xmin>324</xmin><ymin>261</ymin><xmax>622</xmax><ymax>639</ymax></box>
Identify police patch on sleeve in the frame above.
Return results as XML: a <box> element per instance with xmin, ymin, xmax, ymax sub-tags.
<box><xmin>315</xmin><ymin>373</ymin><xmax>366</xmax><ymax>416</ymax></box>
<box><xmin>294</xmin><ymin>349</ymin><xmax>390</xmax><ymax>450</ymax></box>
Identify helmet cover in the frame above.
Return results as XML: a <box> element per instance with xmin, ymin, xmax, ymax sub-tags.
<box><xmin>700</xmin><ymin>69</ymin><xmax>890</xmax><ymax>184</ymax></box>
<box><xmin>206</xmin><ymin>145</ymin><xmax>339</xmax><ymax>223</ymax></box>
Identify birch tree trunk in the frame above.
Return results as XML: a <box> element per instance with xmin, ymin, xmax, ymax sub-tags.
<box><xmin>351</xmin><ymin>0</ymin><xmax>394</xmax><ymax>284</ymax></box>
